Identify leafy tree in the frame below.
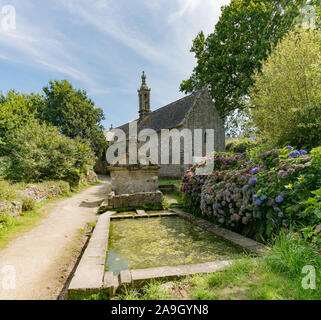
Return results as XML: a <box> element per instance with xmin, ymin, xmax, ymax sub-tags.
<box><xmin>180</xmin><ymin>0</ymin><xmax>318</xmax><ymax>119</ymax></box>
<box><xmin>248</xmin><ymin>28</ymin><xmax>321</xmax><ymax>149</ymax></box>
<box><xmin>0</xmin><ymin>90</ymin><xmax>43</xmax><ymax>154</ymax></box>
<box><xmin>4</xmin><ymin>120</ymin><xmax>95</xmax><ymax>183</ymax></box>
<box><xmin>39</xmin><ymin>80</ymin><xmax>108</xmax><ymax>158</ymax></box>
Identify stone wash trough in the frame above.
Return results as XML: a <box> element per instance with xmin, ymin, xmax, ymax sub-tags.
<box><xmin>66</xmin><ymin>208</ymin><xmax>266</xmax><ymax>299</ymax></box>
<box><xmin>102</xmin><ymin>163</ymin><xmax>163</xmax><ymax>210</ymax></box>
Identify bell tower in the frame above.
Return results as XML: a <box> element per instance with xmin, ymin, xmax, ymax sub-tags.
<box><xmin>138</xmin><ymin>71</ymin><xmax>151</xmax><ymax>121</ymax></box>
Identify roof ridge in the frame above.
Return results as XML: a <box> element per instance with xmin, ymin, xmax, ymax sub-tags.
<box><xmin>113</xmin><ymin>92</ymin><xmax>197</xmax><ymax>131</ymax></box>
<box><xmin>148</xmin><ymin>92</ymin><xmax>196</xmax><ymax>115</ymax></box>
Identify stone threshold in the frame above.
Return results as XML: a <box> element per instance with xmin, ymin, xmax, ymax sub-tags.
<box><xmin>103</xmin><ymin>260</ymin><xmax>233</xmax><ymax>296</ymax></box>
<box><xmin>110</xmin><ymin>210</ymin><xmax>178</xmax><ymax>220</ymax></box>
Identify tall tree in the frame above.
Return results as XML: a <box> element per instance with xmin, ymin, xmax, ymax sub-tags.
<box><xmin>0</xmin><ymin>90</ymin><xmax>43</xmax><ymax>155</ymax></box>
<box><xmin>39</xmin><ymin>80</ymin><xmax>108</xmax><ymax>158</ymax></box>
<box><xmin>180</xmin><ymin>0</ymin><xmax>317</xmax><ymax>119</ymax></box>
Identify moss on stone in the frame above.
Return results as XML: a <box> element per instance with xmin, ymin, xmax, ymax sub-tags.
<box><xmin>106</xmin><ymin>216</ymin><xmax>244</xmax><ymax>275</ymax></box>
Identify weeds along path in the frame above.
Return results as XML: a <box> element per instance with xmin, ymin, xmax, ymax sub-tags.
<box><xmin>0</xmin><ymin>176</ymin><xmax>111</xmax><ymax>300</ymax></box>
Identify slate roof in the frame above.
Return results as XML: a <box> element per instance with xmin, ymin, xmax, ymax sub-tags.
<box><xmin>111</xmin><ymin>92</ymin><xmax>198</xmax><ymax>138</ymax></box>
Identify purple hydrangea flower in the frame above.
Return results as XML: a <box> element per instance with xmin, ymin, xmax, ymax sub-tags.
<box><xmin>286</xmin><ymin>146</ymin><xmax>293</xmax><ymax>150</ymax></box>
<box><xmin>299</xmin><ymin>150</ymin><xmax>308</xmax><ymax>155</ymax></box>
<box><xmin>275</xmin><ymin>195</ymin><xmax>284</xmax><ymax>203</ymax></box>
<box><xmin>248</xmin><ymin>160</ymin><xmax>253</xmax><ymax>165</ymax></box>
<box><xmin>251</xmin><ymin>168</ymin><xmax>259</xmax><ymax>175</ymax></box>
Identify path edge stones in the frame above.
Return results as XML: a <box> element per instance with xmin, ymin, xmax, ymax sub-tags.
<box><xmin>66</xmin><ymin>212</ymin><xmax>112</xmax><ymax>297</ymax></box>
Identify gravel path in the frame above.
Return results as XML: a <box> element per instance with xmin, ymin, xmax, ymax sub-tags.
<box><xmin>0</xmin><ymin>177</ymin><xmax>110</xmax><ymax>300</ymax></box>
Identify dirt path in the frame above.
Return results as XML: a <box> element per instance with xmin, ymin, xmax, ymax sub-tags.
<box><xmin>0</xmin><ymin>177</ymin><xmax>111</xmax><ymax>300</ymax></box>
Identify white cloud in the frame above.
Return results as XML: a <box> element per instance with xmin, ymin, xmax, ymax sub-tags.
<box><xmin>56</xmin><ymin>0</ymin><xmax>174</xmax><ymax>68</ymax></box>
<box><xmin>169</xmin><ymin>0</ymin><xmax>202</xmax><ymax>20</ymax></box>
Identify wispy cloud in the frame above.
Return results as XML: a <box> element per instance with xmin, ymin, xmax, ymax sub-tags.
<box><xmin>169</xmin><ymin>0</ymin><xmax>202</xmax><ymax>20</ymax></box>
<box><xmin>56</xmin><ymin>0</ymin><xmax>174</xmax><ymax>67</ymax></box>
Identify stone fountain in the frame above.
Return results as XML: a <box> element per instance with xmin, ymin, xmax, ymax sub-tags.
<box><xmin>104</xmin><ymin>155</ymin><xmax>163</xmax><ymax>210</ymax></box>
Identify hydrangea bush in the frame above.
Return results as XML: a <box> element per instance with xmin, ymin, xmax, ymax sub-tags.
<box><xmin>182</xmin><ymin>147</ymin><xmax>321</xmax><ymax>242</ymax></box>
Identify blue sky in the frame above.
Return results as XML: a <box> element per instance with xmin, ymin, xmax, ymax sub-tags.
<box><xmin>0</xmin><ymin>0</ymin><xmax>230</xmax><ymax>129</ymax></box>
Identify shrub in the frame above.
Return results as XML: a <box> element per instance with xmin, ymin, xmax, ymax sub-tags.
<box><xmin>226</xmin><ymin>137</ymin><xmax>259</xmax><ymax>154</ymax></box>
<box><xmin>21</xmin><ymin>197</ymin><xmax>35</xmax><ymax>212</ymax></box>
<box><xmin>0</xmin><ymin>213</ymin><xmax>14</xmax><ymax>233</ymax></box>
<box><xmin>248</xmin><ymin>28</ymin><xmax>321</xmax><ymax>150</ymax></box>
<box><xmin>182</xmin><ymin>146</ymin><xmax>321</xmax><ymax>242</ymax></box>
<box><xmin>3</xmin><ymin>121</ymin><xmax>95</xmax><ymax>184</ymax></box>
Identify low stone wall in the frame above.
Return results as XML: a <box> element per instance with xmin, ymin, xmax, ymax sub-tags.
<box><xmin>19</xmin><ymin>181</ymin><xmax>70</xmax><ymax>202</ymax></box>
<box><xmin>0</xmin><ymin>173</ymin><xmax>98</xmax><ymax>218</ymax></box>
<box><xmin>0</xmin><ymin>201</ymin><xmax>22</xmax><ymax>217</ymax></box>
<box><xmin>104</xmin><ymin>191</ymin><xmax>163</xmax><ymax>210</ymax></box>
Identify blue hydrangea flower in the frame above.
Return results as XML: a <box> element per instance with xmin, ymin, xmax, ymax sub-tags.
<box><xmin>275</xmin><ymin>195</ymin><xmax>284</xmax><ymax>203</ymax></box>
<box><xmin>251</xmin><ymin>168</ymin><xmax>259</xmax><ymax>175</ymax></box>
<box><xmin>249</xmin><ymin>177</ymin><xmax>258</xmax><ymax>185</ymax></box>
<box><xmin>260</xmin><ymin>195</ymin><xmax>268</xmax><ymax>201</ymax></box>
<box><xmin>288</xmin><ymin>150</ymin><xmax>300</xmax><ymax>158</ymax></box>
<box><xmin>299</xmin><ymin>150</ymin><xmax>308</xmax><ymax>155</ymax></box>
<box><xmin>286</xmin><ymin>146</ymin><xmax>293</xmax><ymax>150</ymax></box>
<box><xmin>255</xmin><ymin>199</ymin><xmax>262</xmax><ymax>206</ymax></box>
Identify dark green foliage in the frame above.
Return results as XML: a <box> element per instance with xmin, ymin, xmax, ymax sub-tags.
<box><xmin>180</xmin><ymin>0</ymin><xmax>316</xmax><ymax>118</ymax></box>
<box><xmin>0</xmin><ymin>90</ymin><xmax>44</xmax><ymax>155</ymax></box>
<box><xmin>4</xmin><ymin>121</ymin><xmax>95</xmax><ymax>184</ymax></box>
<box><xmin>39</xmin><ymin>80</ymin><xmax>108</xmax><ymax>158</ymax></box>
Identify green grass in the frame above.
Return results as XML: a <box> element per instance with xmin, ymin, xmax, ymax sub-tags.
<box><xmin>0</xmin><ymin>201</ymin><xmax>47</xmax><ymax>249</ymax></box>
<box><xmin>113</xmin><ymin>280</ymin><xmax>174</xmax><ymax>300</ymax></box>
<box><xmin>66</xmin><ymin>291</ymin><xmax>109</xmax><ymax>300</ymax></box>
<box><xmin>158</xmin><ymin>179</ymin><xmax>181</xmax><ymax>186</ymax></box>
